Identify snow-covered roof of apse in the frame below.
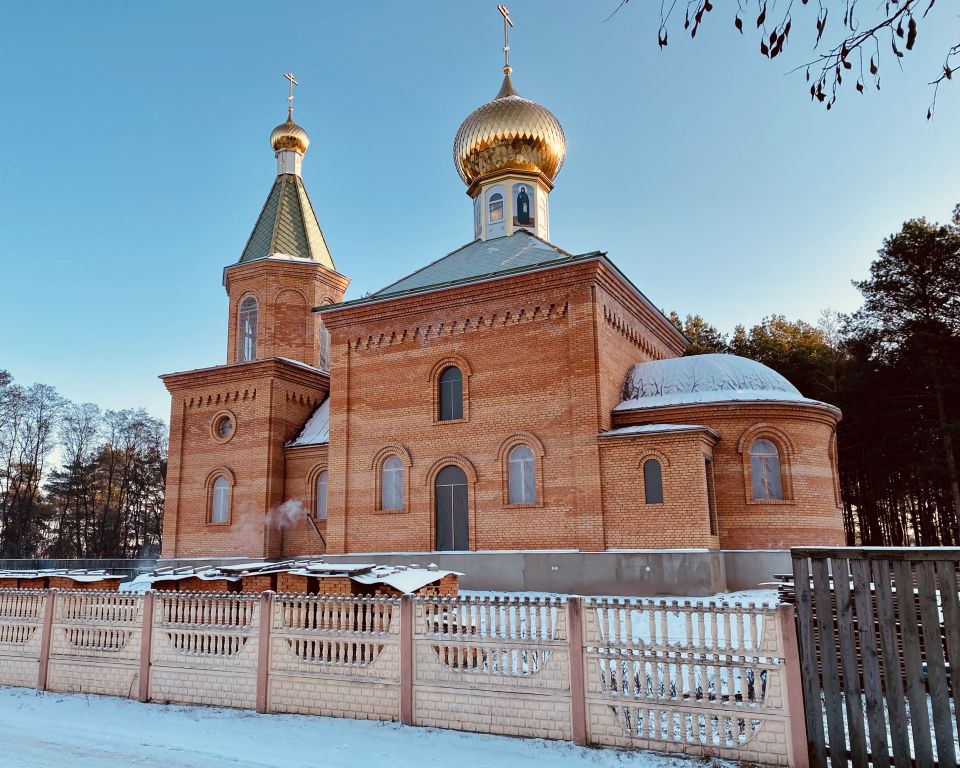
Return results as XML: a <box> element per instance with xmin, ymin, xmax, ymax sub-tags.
<box><xmin>287</xmin><ymin>398</ymin><xmax>330</xmax><ymax>447</ymax></box>
<box><xmin>616</xmin><ymin>354</ymin><xmax>836</xmax><ymax>412</ymax></box>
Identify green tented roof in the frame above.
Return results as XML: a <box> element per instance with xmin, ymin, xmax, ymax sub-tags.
<box><xmin>238</xmin><ymin>174</ymin><xmax>334</xmax><ymax>269</ymax></box>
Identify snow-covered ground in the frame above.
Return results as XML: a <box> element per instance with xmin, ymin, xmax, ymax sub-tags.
<box><xmin>0</xmin><ymin>686</ymin><xmax>731</xmax><ymax>768</ymax></box>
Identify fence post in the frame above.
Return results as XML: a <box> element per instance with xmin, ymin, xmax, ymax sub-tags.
<box><xmin>256</xmin><ymin>591</ymin><xmax>274</xmax><ymax>714</ymax></box>
<box><xmin>567</xmin><ymin>596</ymin><xmax>588</xmax><ymax>746</ymax></box>
<box><xmin>778</xmin><ymin>603</ymin><xmax>810</xmax><ymax>768</ymax></box>
<box><xmin>138</xmin><ymin>591</ymin><xmax>155</xmax><ymax>702</ymax></box>
<box><xmin>400</xmin><ymin>594</ymin><xmax>414</xmax><ymax>726</ymax></box>
<box><xmin>36</xmin><ymin>588</ymin><xmax>57</xmax><ymax>692</ymax></box>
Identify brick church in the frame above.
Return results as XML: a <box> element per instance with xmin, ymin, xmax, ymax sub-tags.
<box><xmin>160</xmin><ymin>56</ymin><xmax>845</xmax><ymax>560</ymax></box>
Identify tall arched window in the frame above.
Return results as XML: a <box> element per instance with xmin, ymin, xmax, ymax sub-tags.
<box><xmin>508</xmin><ymin>445</ymin><xmax>536</xmax><ymax>505</ymax></box>
<box><xmin>488</xmin><ymin>192</ymin><xmax>504</xmax><ymax>223</ymax></box>
<box><xmin>315</xmin><ymin>471</ymin><xmax>328</xmax><ymax>520</ymax></box>
<box><xmin>438</xmin><ymin>366</ymin><xmax>463</xmax><ymax>421</ymax></box>
<box><xmin>211</xmin><ymin>475</ymin><xmax>230</xmax><ymax>523</ymax></box>
<box><xmin>382</xmin><ymin>456</ymin><xmax>404</xmax><ymax>510</ymax></box>
<box><xmin>750</xmin><ymin>439</ymin><xmax>783</xmax><ymax>500</ymax></box>
<box><xmin>643</xmin><ymin>459</ymin><xmax>664</xmax><ymax>504</ymax></box>
<box><xmin>237</xmin><ymin>296</ymin><xmax>258</xmax><ymax>363</ymax></box>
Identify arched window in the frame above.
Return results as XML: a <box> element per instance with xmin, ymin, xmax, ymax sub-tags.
<box><xmin>488</xmin><ymin>192</ymin><xmax>504</xmax><ymax>223</ymax></box>
<box><xmin>643</xmin><ymin>459</ymin><xmax>664</xmax><ymax>504</ymax></box>
<box><xmin>438</xmin><ymin>366</ymin><xmax>463</xmax><ymax>421</ymax></box>
<box><xmin>315</xmin><ymin>471</ymin><xmax>328</xmax><ymax>520</ymax></box>
<box><xmin>211</xmin><ymin>475</ymin><xmax>230</xmax><ymax>523</ymax></box>
<box><xmin>237</xmin><ymin>296</ymin><xmax>258</xmax><ymax>363</ymax></box>
<box><xmin>382</xmin><ymin>456</ymin><xmax>405</xmax><ymax>510</ymax></box>
<box><xmin>750</xmin><ymin>439</ymin><xmax>783</xmax><ymax>500</ymax></box>
<box><xmin>508</xmin><ymin>445</ymin><xmax>536</xmax><ymax>505</ymax></box>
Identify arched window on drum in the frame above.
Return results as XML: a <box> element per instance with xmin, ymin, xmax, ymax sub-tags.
<box><xmin>750</xmin><ymin>439</ymin><xmax>784</xmax><ymax>500</ymax></box>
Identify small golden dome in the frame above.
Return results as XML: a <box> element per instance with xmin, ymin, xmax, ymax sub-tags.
<box><xmin>270</xmin><ymin>117</ymin><xmax>310</xmax><ymax>154</ymax></box>
<box><xmin>453</xmin><ymin>72</ymin><xmax>566</xmax><ymax>186</ymax></box>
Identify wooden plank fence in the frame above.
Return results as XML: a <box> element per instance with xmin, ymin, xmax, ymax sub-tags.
<box><xmin>787</xmin><ymin>547</ymin><xmax>960</xmax><ymax>767</ymax></box>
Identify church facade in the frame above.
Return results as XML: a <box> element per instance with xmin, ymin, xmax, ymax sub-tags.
<box><xmin>160</xmin><ymin>62</ymin><xmax>845</xmax><ymax>560</ymax></box>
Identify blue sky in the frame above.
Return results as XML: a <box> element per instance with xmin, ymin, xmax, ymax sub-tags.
<box><xmin>2</xmin><ymin>1</ymin><xmax>958</xmax><ymax>421</ymax></box>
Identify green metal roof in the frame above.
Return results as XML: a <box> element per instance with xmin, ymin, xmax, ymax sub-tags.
<box><xmin>238</xmin><ymin>174</ymin><xmax>334</xmax><ymax>269</ymax></box>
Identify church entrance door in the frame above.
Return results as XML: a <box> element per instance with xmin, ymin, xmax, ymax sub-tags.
<box><xmin>435</xmin><ymin>465</ymin><xmax>468</xmax><ymax>551</ymax></box>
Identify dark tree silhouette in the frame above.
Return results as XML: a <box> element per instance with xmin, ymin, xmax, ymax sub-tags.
<box><xmin>610</xmin><ymin>0</ymin><xmax>959</xmax><ymax>117</ymax></box>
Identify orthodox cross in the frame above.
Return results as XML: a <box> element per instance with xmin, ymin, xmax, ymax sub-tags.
<box><xmin>497</xmin><ymin>4</ymin><xmax>514</xmax><ymax>73</ymax></box>
<box><xmin>283</xmin><ymin>72</ymin><xmax>299</xmax><ymax>119</ymax></box>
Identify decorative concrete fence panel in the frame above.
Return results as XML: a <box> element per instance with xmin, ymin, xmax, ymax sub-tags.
<box><xmin>0</xmin><ymin>589</ymin><xmax>808</xmax><ymax>766</ymax></box>
<box><xmin>582</xmin><ymin>598</ymin><xmax>804</xmax><ymax>766</ymax></box>
<box><xmin>148</xmin><ymin>592</ymin><xmax>261</xmax><ymax>709</ymax></box>
<box><xmin>0</xmin><ymin>590</ymin><xmax>46</xmax><ymax>688</ymax></box>
<box><xmin>268</xmin><ymin>595</ymin><xmax>401</xmax><ymax>721</ymax></box>
<box><xmin>46</xmin><ymin>591</ymin><xmax>144</xmax><ymax>698</ymax></box>
<box><xmin>412</xmin><ymin>596</ymin><xmax>573</xmax><ymax>740</ymax></box>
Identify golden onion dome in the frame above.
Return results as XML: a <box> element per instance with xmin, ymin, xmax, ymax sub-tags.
<box><xmin>270</xmin><ymin>117</ymin><xmax>310</xmax><ymax>154</ymax></box>
<box><xmin>453</xmin><ymin>72</ymin><xmax>566</xmax><ymax>186</ymax></box>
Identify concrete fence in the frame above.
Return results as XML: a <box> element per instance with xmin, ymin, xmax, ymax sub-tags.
<box><xmin>0</xmin><ymin>589</ymin><xmax>807</xmax><ymax>766</ymax></box>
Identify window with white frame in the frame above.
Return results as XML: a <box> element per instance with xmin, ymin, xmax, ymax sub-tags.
<box><xmin>211</xmin><ymin>475</ymin><xmax>230</xmax><ymax>523</ymax></box>
<box><xmin>508</xmin><ymin>445</ymin><xmax>536</xmax><ymax>505</ymax></box>
<box><xmin>488</xmin><ymin>192</ymin><xmax>504</xmax><ymax>223</ymax></box>
<box><xmin>381</xmin><ymin>456</ymin><xmax>404</xmax><ymax>510</ymax></box>
<box><xmin>237</xmin><ymin>296</ymin><xmax>258</xmax><ymax>363</ymax></box>
<box><xmin>315</xmin><ymin>471</ymin><xmax>328</xmax><ymax>520</ymax></box>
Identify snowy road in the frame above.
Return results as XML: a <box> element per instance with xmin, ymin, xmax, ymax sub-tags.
<box><xmin>0</xmin><ymin>686</ymin><xmax>728</xmax><ymax>768</ymax></box>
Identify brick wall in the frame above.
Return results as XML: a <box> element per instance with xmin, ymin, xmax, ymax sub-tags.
<box><xmin>599</xmin><ymin>429</ymin><xmax>720</xmax><ymax>549</ymax></box>
<box><xmin>0</xmin><ymin>588</ymin><xmax>805</xmax><ymax>766</ymax></box>
<box><xmin>322</xmin><ymin>262</ymin><xmax>621</xmax><ymax>555</ymax></box>
<box><xmin>612</xmin><ymin>402</ymin><xmax>845</xmax><ymax>549</ymax></box>
<box><xmin>161</xmin><ymin>359</ymin><xmax>329</xmax><ymax>559</ymax></box>
<box><xmin>280</xmin><ymin>444</ymin><xmax>328</xmax><ymax>556</ymax></box>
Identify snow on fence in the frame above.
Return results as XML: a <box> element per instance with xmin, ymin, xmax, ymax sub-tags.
<box><xmin>0</xmin><ymin>589</ymin><xmax>806</xmax><ymax>766</ymax></box>
<box><xmin>583</xmin><ymin>598</ymin><xmax>800</xmax><ymax>766</ymax></box>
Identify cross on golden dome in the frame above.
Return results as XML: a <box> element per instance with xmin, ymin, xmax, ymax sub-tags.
<box><xmin>283</xmin><ymin>72</ymin><xmax>298</xmax><ymax>119</ymax></box>
<box><xmin>498</xmin><ymin>4</ymin><xmax>514</xmax><ymax>74</ymax></box>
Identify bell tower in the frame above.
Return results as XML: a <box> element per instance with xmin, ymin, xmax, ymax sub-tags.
<box><xmin>453</xmin><ymin>6</ymin><xmax>566</xmax><ymax>242</ymax></box>
<box><xmin>223</xmin><ymin>73</ymin><xmax>349</xmax><ymax>370</ymax></box>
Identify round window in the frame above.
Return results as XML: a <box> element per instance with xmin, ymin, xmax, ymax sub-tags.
<box><xmin>215</xmin><ymin>415</ymin><xmax>234</xmax><ymax>440</ymax></box>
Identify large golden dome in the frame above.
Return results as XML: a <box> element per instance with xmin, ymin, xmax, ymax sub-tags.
<box><xmin>270</xmin><ymin>117</ymin><xmax>310</xmax><ymax>154</ymax></box>
<box><xmin>453</xmin><ymin>72</ymin><xmax>566</xmax><ymax>186</ymax></box>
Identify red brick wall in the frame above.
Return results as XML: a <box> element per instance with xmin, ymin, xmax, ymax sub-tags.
<box><xmin>240</xmin><ymin>574</ymin><xmax>277</xmax><ymax>593</ymax></box>
<box><xmin>322</xmin><ymin>262</ymin><xmax>614</xmax><ymax>554</ymax></box>
<box><xmin>281</xmin><ymin>444</ymin><xmax>328</xmax><ymax>557</ymax></box>
<box><xmin>599</xmin><ymin>430</ymin><xmax>720</xmax><ymax>549</ymax></box>
<box><xmin>161</xmin><ymin>359</ymin><xmax>328</xmax><ymax>559</ymax></box>
<box><xmin>611</xmin><ymin>402</ymin><xmax>845</xmax><ymax>549</ymax></box>
<box><xmin>0</xmin><ymin>579</ymin><xmax>20</xmax><ymax>589</ymax></box>
<box><xmin>223</xmin><ymin>259</ymin><xmax>348</xmax><ymax>368</ymax></box>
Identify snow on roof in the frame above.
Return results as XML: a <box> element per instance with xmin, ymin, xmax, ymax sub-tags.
<box><xmin>616</xmin><ymin>353</ymin><xmax>834</xmax><ymax>412</ymax></box>
<box><xmin>0</xmin><ymin>569</ymin><xmax>121</xmax><ymax>583</ymax></box>
<box><xmin>351</xmin><ymin>565</ymin><xmax>462</xmax><ymax>594</ymax></box>
<box><xmin>598</xmin><ymin>423</ymin><xmax>718</xmax><ymax>438</ymax></box>
<box><xmin>287</xmin><ymin>397</ymin><xmax>330</xmax><ymax>447</ymax></box>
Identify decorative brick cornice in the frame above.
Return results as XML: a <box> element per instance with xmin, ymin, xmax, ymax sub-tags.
<box><xmin>603</xmin><ymin>305</ymin><xmax>671</xmax><ymax>361</ymax></box>
<box><xmin>349</xmin><ymin>301</ymin><xmax>569</xmax><ymax>353</ymax></box>
<box><xmin>161</xmin><ymin>357</ymin><xmax>329</xmax><ymax>393</ymax></box>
